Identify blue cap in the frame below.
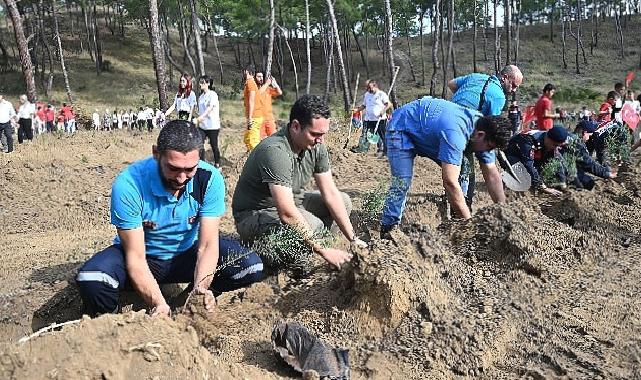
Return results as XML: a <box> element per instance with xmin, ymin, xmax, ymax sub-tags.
<box><xmin>576</xmin><ymin>120</ymin><xmax>598</xmax><ymax>133</ymax></box>
<box><xmin>547</xmin><ymin>126</ymin><xmax>569</xmax><ymax>143</ymax></box>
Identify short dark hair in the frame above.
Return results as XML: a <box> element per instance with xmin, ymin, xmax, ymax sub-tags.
<box><xmin>289</xmin><ymin>95</ymin><xmax>331</xmax><ymax>129</ymax></box>
<box><xmin>244</xmin><ymin>64</ymin><xmax>256</xmax><ymax>76</ymax></box>
<box><xmin>607</xmin><ymin>90</ymin><xmax>620</xmax><ymax>100</ymax></box>
<box><xmin>614</xmin><ymin>82</ymin><xmax>625</xmax><ymax>92</ymax></box>
<box><xmin>543</xmin><ymin>83</ymin><xmax>556</xmax><ymax>93</ymax></box>
<box><xmin>475</xmin><ymin>116</ymin><xmax>512</xmax><ymax>150</ymax></box>
<box><xmin>156</xmin><ymin>120</ymin><xmax>203</xmax><ymax>154</ymax></box>
<box><xmin>198</xmin><ymin>75</ymin><xmax>214</xmax><ymax>89</ymax></box>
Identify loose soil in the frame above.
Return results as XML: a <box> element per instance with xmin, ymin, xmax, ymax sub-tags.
<box><xmin>1</xmin><ymin>126</ymin><xmax>640</xmax><ymax>379</ymax></box>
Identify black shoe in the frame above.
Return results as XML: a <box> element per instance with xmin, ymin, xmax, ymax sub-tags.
<box><xmin>380</xmin><ymin>224</ymin><xmax>397</xmax><ymax>239</ymax></box>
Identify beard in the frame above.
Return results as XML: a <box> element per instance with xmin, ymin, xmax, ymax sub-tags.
<box><xmin>158</xmin><ymin>163</ymin><xmax>191</xmax><ymax>191</ymax></box>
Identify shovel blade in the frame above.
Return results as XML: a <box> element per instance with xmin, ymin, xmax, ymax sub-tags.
<box><xmin>501</xmin><ymin>162</ymin><xmax>532</xmax><ymax>192</ymax></box>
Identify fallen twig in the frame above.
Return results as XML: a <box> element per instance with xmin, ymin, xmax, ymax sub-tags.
<box><xmin>18</xmin><ymin>319</ymin><xmax>82</xmax><ymax>344</ymax></box>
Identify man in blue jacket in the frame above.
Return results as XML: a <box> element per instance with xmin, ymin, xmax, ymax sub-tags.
<box><xmin>380</xmin><ymin>97</ymin><xmax>511</xmax><ymax>237</ymax></box>
<box><xmin>447</xmin><ymin>65</ymin><xmax>523</xmax><ymax>207</ymax></box>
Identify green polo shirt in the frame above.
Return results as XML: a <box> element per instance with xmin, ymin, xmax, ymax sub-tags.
<box><xmin>232</xmin><ymin>127</ymin><xmax>330</xmax><ymax>219</ymax></box>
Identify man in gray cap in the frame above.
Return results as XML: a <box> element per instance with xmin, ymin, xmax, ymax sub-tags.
<box><xmin>504</xmin><ymin>125</ymin><xmax>569</xmax><ymax>195</ymax></box>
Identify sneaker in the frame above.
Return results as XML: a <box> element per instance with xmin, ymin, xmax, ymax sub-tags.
<box><xmin>350</xmin><ymin>146</ymin><xmax>366</xmax><ymax>153</ymax></box>
<box><xmin>376</xmin><ymin>151</ymin><xmax>386</xmax><ymax>159</ymax></box>
<box><xmin>380</xmin><ymin>224</ymin><xmax>397</xmax><ymax>240</ymax></box>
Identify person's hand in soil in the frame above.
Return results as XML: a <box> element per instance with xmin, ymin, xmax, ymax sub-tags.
<box><xmin>320</xmin><ymin>248</ymin><xmax>352</xmax><ymax>269</ymax></box>
<box><xmin>608</xmin><ymin>170</ymin><xmax>618</xmax><ymax>179</ymax></box>
<box><xmin>351</xmin><ymin>237</ymin><xmax>368</xmax><ymax>249</ymax></box>
<box><xmin>151</xmin><ymin>302</ymin><xmax>171</xmax><ymax>317</ymax></box>
<box><xmin>542</xmin><ymin>187</ymin><xmax>563</xmax><ymax>196</ymax></box>
<box><xmin>195</xmin><ymin>287</ymin><xmax>216</xmax><ymax>312</ymax></box>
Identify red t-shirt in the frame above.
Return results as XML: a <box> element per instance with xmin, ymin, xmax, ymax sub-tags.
<box><xmin>61</xmin><ymin>106</ymin><xmax>74</xmax><ymax>120</ymax></box>
<box><xmin>36</xmin><ymin>109</ymin><xmax>46</xmax><ymax>121</ymax></box>
<box><xmin>597</xmin><ymin>102</ymin><xmax>612</xmax><ymax>123</ymax></box>
<box><xmin>534</xmin><ymin>95</ymin><xmax>553</xmax><ymax>131</ymax></box>
<box><xmin>44</xmin><ymin>109</ymin><xmax>55</xmax><ymax>122</ymax></box>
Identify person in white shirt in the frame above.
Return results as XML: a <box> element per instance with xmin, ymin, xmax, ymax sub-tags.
<box><xmin>136</xmin><ymin>107</ymin><xmax>146</xmax><ymax>131</ymax></box>
<box><xmin>145</xmin><ymin>106</ymin><xmax>154</xmax><ymax>131</ymax></box>
<box><xmin>16</xmin><ymin>94</ymin><xmax>35</xmax><ymax>144</ymax></box>
<box><xmin>116</xmin><ymin>109</ymin><xmax>123</xmax><ymax>129</ymax></box>
<box><xmin>122</xmin><ymin>110</ymin><xmax>130</xmax><ymax>129</ymax></box>
<box><xmin>351</xmin><ymin>80</ymin><xmax>392</xmax><ymax>157</ymax></box>
<box><xmin>164</xmin><ymin>74</ymin><xmax>197</xmax><ymax>121</ymax></box>
<box><xmin>194</xmin><ymin>75</ymin><xmax>222</xmax><ymax>168</ymax></box>
<box><xmin>92</xmin><ymin>109</ymin><xmax>100</xmax><ymax>130</ymax></box>
<box><xmin>0</xmin><ymin>93</ymin><xmax>17</xmax><ymax>153</ymax></box>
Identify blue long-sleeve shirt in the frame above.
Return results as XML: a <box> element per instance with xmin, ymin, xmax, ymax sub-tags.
<box><xmin>563</xmin><ymin>134</ymin><xmax>610</xmax><ymax>179</ymax></box>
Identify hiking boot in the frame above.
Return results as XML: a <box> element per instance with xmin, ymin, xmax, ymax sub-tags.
<box><xmin>380</xmin><ymin>224</ymin><xmax>398</xmax><ymax>240</ymax></box>
<box><xmin>350</xmin><ymin>146</ymin><xmax>366</xmax><ymax>153</ymax></box>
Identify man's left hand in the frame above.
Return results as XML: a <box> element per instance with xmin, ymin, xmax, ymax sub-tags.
<box><xmin>195</xmin><ymin>287</ymin><xmax>216</xmax><ymax>312</ymax></box>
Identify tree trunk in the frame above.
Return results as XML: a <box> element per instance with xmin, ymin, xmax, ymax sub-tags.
<box><xmin>92</xmin><ymin>1</ymin><xmax>104</xmax><ymax>74</ymax></box>
<box><xmin>325</xmin><ymin>0</ymin><xmax>351</xmax><ymax>112</ymax></box>
<box><xmin>177</xmin><ymin>0</ymin><xmax>197</xmax><ymax>76</ymax></box>
<box><xmin>383</xmin><ymin>0</ymin><xmax>397</xmax><ymax>106</ymax></box>
<box><xmin>3</xmin><ymin>0</ymin><xmax>37</xmax><ymax>101</ymax></box>
<box><xmin>364</xmin><ymin>8</ymin><xmax>370</xmax><ymax>78</ymax></box>
<box><xmin>52</xmin><ymin>1</ymin><xmax>73</xmax><ymax>104</ymax></box>
<box><xmin>590</xmin><ymin>0</ymin><xmax>597</xmax><ymax>54</ymax></box>
<box><xmin>352</xmin><ymin>27</ymin><xmax>369</xmax><ymax>79</ymax></box>
<box><xmin>277</xmin><ymin>25</ymin><xmax>299</xmax><ymax>98</ymax></box>
<box><xmin>207</xmin><ymin>14</ymin><xmax>224</xmax><ymax>85</ymax></box>
<box><xmin>483</xmin><ymin>0</ymin><xmax>488</xmax><ymax>61</ymax></box>
<box><xmin>188</xmin><ymin>0</ymin><xmax>205</xmax><ymax>76</ymax></box>
<box><xmin>561</xmin><ymin>9</ymin><xmax>567</xmax><ymax>69</ymax></box>
<box><xmin>430</xmin><ymin>0</ymin><xmax>441</xmax><ymax>96</ymax></box>
<box><xmin>472</xmin><ymin>0</ymin><xmax>478</xmax><ymax>72</ymax></box>
<box><xmin>514</xmin><ymin>0</ymin><xmax>521</xmax><ymax>63</ymax></box>
<box><xmin>305</xmin><ymin>0</ymin><xmax>311</xmax><ymax>94</ymax></box>
<box><xmin>148</xmin><ymin>0</ymin><xmax>168</xmax><ymax>110</ymax></box>
<box><xmin>493</xmin><ymin>0</ymin><xmax>500</xmax><ymax>73</ymax></box>
<box><xmin>82</xmin><ymin>4</ymin><xmax>95</xmax><ymax>62</ymax></box>
<box><xmin>504</xmin><ymin>0</ymin><xmax>511</xmax><ymax>64</ymax></box>
<box><xmin>419</xmin><ymin>9</ymin><xmax>426</xmax><ymax>85</ymax></box>
<box><xmin>324</xmin><ymin>27</ymin><xmax>334</xmax><ymax>101</ymax></box>
<box><xmin>265</xmin><ymin>0</ymin><xmax>276</xmax><ymax>77</ymax></box>
<box><xmin>614</xmin><ymin>3</ymin><xmax>624</xmax><ymax>58</ymax></box>
<box><xmin>550</xmin><ymin>2</ymin><xmax>555</xmax><ymax>43</ymax></box>
<box><xmin>442</xmin><ymin>0</ymin><xmax>454</xmax><ymax>98</ymax></box>
<box><xmin>405</xmin><ymin>23</ymin><xmax>416</xmax><ymax>84</ymax></box>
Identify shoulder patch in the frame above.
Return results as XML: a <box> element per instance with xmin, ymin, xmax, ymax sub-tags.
<box><xmin>190</xmin><ymin>167</ymin><xmax>213</xmax><ymax>205</ymax></box>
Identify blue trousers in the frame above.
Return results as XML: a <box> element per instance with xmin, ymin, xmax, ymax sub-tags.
<box><xmin>76</xmin><ymin>238</ymin><xmax>263</xmax><ymax>315</ymax></box>
<box><xmin>380</xmin><ymin>130</ymin><xmax>473</xmax><ymax>227</ymax></box>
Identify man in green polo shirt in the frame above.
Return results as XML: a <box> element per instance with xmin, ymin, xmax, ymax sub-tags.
<box><xmin>232</xmin><ymin>95</ymin><xmax>366</xmax><ymax>269</ymax></box>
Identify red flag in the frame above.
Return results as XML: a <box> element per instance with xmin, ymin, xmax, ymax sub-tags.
<box><xmin>621</xmin><ymin>102</ymin><xmax>640</xmax><ymax>130</ymax></box>
<box><xmin>625</xmin><ymin>71</ymin><xmax>636</xmax><ymax>87</ymax></box>
<box><xmin>522</xmin><ymin>105</ymin><xmax>536</xmax><ymax>129</ymax></box>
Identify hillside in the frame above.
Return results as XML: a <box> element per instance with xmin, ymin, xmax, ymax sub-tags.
<box><xmin>1</xmin><ymin>12</ymin><xmax>641</xmax><ymax>120</ymax></box>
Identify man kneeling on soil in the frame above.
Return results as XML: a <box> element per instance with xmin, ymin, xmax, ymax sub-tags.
<box><xmin>232</xmin><ymin>95</ymin><xmax>366</xmax><ymax>270</ymax></box>
<box><xmin>76</xmin><ymin>121</ymin><xmax>263</xmax><ymax>316</ymax></box>
<box><xmin>380</xmin><ymin>97</ymin><xmax>511</xmax><ymax>236</ymax></box>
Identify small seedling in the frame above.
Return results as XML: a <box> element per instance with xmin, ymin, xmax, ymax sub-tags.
<box><xmin>359</xmin><ymin>177</ymin><xmax>405</xmax><ymax>223</ymax></box>
<box><xmin>252</xmin><ymin>224</ymin><xmax>335</xmax><ymax>272</ymax></box>
<box><xmin>540</xmin><ymin>157</ymin><xmax>566</xmax><ymax>187</ymax></box>
<box><xmin>605</xmin><ymin>125</ymin><xmax>631</xmax><ymax>164</ymax></box>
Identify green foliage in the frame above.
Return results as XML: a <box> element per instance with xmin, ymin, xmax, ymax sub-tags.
<box><xmin>540</xmin><ymin>157</ymin><xmax>565</xmax><ymax>186</ymax></box>
<box><xmin>552</xmin><ymin>88</ymin><xmax>602</xmax><ymax>103</ymax></box>
<box><xmin>359</xmin><ymin>178</ymin><xmax>404</xmax><ymax>222</ymax></box>
<box><xmin>252</xmin><ymin>224</ymin><xmax>335</xmax><ymax>271</ymax></box>
<box><xmin>605</xmin><ymin>125</ymin><xmax>632</xmax><ymax>163</ymax></box>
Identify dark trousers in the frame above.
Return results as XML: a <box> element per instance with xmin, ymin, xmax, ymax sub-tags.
<box><xmin>137</xmin><ymin>119</ymin><xmax>145</xmax><ymax>131</ymax></box>
<box><xmin>359</xmin><ymin>120</ymin><xmax>387</xmax><ymax>153</ymax></box>
<box><xmin>200</xmin><ymin>129</ymin><xmax>221</xmax><ymax>165</ymax></box>
<box><xmin>76</xmin><ymin>238</ymin><xmax>264</xmax><ymax>315</ymax></box>
<box><xmin>146</xmin><ymin>119</ymin><xmax>153</xmax><ymax>131</ymax></box>
<box><xmin>17</xmin><ymin>118</ymin><xmax>33</xmax><ymax>143</ymax></box>
<box><xmin>46</xmin><ymin>121</ymin><xmax>55</xmax><ymax>132</ymax></box>
<box><xmin>0</xmin><ymin>122</ymin><xmax>13</xmax><ymax>152</ymax></box>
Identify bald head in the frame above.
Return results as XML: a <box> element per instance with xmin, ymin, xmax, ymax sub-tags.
<box><xmin>499</xmin><ymin>65</ymin><xmax>523</xmax><ymax>94</ymax></box>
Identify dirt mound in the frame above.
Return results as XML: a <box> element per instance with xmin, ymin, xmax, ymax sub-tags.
<box><xmin>0</xmin><ymin>311</ymin><xmax>276</xmax><ymax>380</ymax></box>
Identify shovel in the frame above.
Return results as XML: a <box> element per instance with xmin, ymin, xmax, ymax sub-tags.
<box><xmin>367</xmin><ymin>66</ymin><xmax>401</xmax><ymax>145</ymax></box>
<box><xmin>501</xmin><ymin>161</ymin><xmax>531</xmax><ymax>191</ymax></box>
<box><xmin>343</xmin><ymin>73</ymin><xmax>361</xmax><ymax>149</ymax></box>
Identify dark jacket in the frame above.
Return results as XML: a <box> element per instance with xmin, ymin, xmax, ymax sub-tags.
<box><xmin>505</xmin><ymin>130</ymin><xmax>560</xmax><ymax>189</ymax></box>
<box><xmin>563</xmin><ymin>134</ymin><xmax>610</xmax><ymax>179</ymax></box>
